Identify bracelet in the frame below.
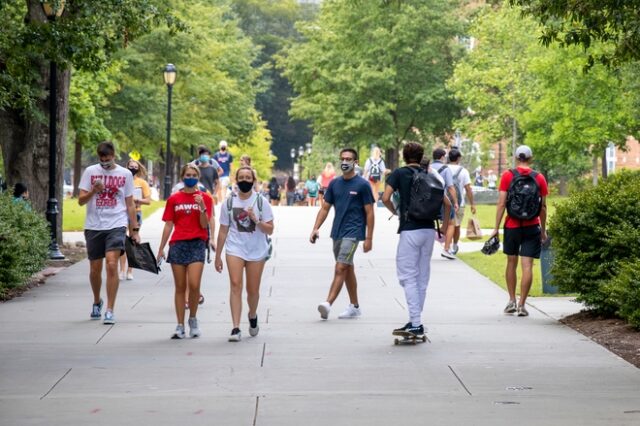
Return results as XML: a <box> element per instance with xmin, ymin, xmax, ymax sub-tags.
<box><xmin>132</xmin><ymin>228</ymin><xmax>140</xmax><ymax>232</ymax></box>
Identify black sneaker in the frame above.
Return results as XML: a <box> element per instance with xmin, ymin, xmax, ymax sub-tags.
<box><xmin>406</xmin><ymin>324</ymin><xmax>424</xmax><ymax>336</ymax></box>
<box><xmin>248</xmin><ymin>315</ymin><xmax>259</xmax><ymax>337</ymax></box>
<box><xmin>393</xmin><ymin>322</ymin><xmax>412</xmax><ymax>335</ymax></box>
<box><xmin>228</xmin><ymin>327</ymin><xmax>241</xmax><ymax>342</ymax></box>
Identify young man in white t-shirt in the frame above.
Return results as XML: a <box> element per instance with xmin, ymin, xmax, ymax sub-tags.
<box><xmin>78</xmin><ymin>142</ymin><xmax>140</xmax><ymax>325</ymax></box>
<box><xmin>445</xmin><ymin>149</ymin><xmax>476</xmax><ymax>254</ymax></box>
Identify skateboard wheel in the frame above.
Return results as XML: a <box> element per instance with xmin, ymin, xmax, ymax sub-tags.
<box><xmin>422</xmin><ymin>336</ymin><xmax>427</xmax><ymax>342</ymax></box>
<box><xmin>394</xmin><ymin>338</ymin><xmax>399</xmax><ymax>345</ymax></box>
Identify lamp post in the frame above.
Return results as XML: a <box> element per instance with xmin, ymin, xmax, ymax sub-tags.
<box><xmin>290</xmin><ymin>148</ymin><xmax>296</xmax><ymax>173</ymax></box>
<box><xmin>43</xmin><ymin>1</ymin><xmax>65</xmax><ymax>260</ymax></box>
<box><xmin>163</xmin><ymin>63</ymin><xmax>177</xmax><ymax>200</ymax></box>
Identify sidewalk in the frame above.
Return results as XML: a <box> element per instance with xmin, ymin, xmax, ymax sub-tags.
<box><xmin>1</xmin><ymin>206</ymin><xmax>639</xmax><ymax>425</ymax></box>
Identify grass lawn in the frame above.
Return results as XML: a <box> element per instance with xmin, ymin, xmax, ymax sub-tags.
<box><xmin>457</xmin><ymin>250</ymin><xmax>544</xmax><ymax>297</ymax></box>
<box><xmin>63</xmin><ymin>198</ymin><xmax>166</xmax><ymax>231</ymax></box>
<box><xmin>470</xmin><ymin>195</ymin><xmax>565</xmax><ymax>231</ymax></box>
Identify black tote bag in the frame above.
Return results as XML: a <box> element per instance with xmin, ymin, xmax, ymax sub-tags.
<box><xmin>125</xmin><ymin>237</ymin><xmax>160</xmax><ymax>274</ymax></box>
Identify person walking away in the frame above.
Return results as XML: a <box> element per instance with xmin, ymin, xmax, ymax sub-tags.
<box><xmin>213</xmin><ymin>140</ymin><xmax>233</xmax><ymax>202</ymax></box>
<box><xmin>382</xmin><ymin>142</ymin><xmax>451</xmax><ymax>338</ymax></box>
<box><xmin>490</xmin><ymin>145</ymin><xmax>548</xmax><ymax>317</ymax></box>
<box><xmin>157</xmin><ymin>165</ymin><xmax>214</xmax><ymax>339</ymax></box>
<box><xmin>487</xmin><ymin>170</ymin><xmax>497</xmax><ymax>190</ymax></box>
<box><xmin>285</xmin><ymin>176</ymin><xmax>296</xmax><ymax>206</ymax></box>
<box><xmin>310</xmin><ymin>148</ymin><xmax>375</xmax><ymax>320</ymax></box>
<box><xmin>267</xmin><ymin>177</ymin><xmax>281</xmax><ymax>206</ymax></box>
<box><xmin>363</xmin><ymin>146</ymin><xmax>386</xmax><ymax>203</ymax></box>
<box><xmin>474</xmin><ymin>167</ymin><xmax>484</xmax><ymax>187</ymax></box>
<box><xmin>193</xmin><ymin>145</ymin><xmax>223</xmax><ymax>201</ymax></box>
<box><xmin>215</xmin><ymin>167</ymin><xmax>274</xmax><ymax>341</ymax></box>
<box><xmin>305</xmin><ymin>175</ymin><xmax>320</xmax><ymax>206</ymax></box>
<box><xmin>318</xmin><ymin>162</ymin><xmax>336</xmax><ymax>205</ymax></box>
<box><xmin>444</xmin><ymin>149</ymin><xmax>476</xmax><ymax>255</ymax></box>
<box><xmin>119</xmin><ymin>159</ymin><xmax>151</xmax><ymax>280</ymax></box>
<box><xmin>12</xmin><ymin>182</ymin><xmax>31</xmax><ymax>209</ymax></box>
<box><xmin>78</xmin><ymin>141</ymin><xmax>140</xmax><ymax>325</ymax></box>
<box><xmin>431</xmin><ymin>148</ymin><xmax>459</xmax><ymax>259</ymax></box>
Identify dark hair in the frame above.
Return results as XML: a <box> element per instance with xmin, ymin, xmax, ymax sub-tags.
<box><xmin>270</xmin><ymin>177</ymin><xmax>278</xmax><ymax>185</ymax></box>
<box><xmin>286</xmin><ymin>176</ymin><xmax>296</xmax><ymax>191</ymax></box>
<box><xmin>235</xmin><ymin>166</ymin><xmax>256</xmax><ymax>182</ymax></box>
<box><xmin>13</xmin><ymin>182</ymin><xmax>27</xmax><ymax>198</ymax></box>
<box><xmin>448</xmin><ymin>149</ymin><xmax>462</xmax><ymax>162</ymax></box>
<box><xmin>97</xmin><ymin>141</ymin><xmax>115</xmax><ymax>157</ymax></box>
<box><xmin>403</xmin><ymin>142</ymin><xmax>424</xmax><ymax>164</ymax></box>
<box><xmin>432</xmin><ymin>148</ymin><xmax>446</xmax><ymax>161</ymax></box>
<box><xmin>340</xmin><ymin>148</ymin><xmax>358</xmax><ymax>161</ymax></box>
<box><xmin>420</xmin><ymin>158</ymin><xmax>430</xmax><ymax>172</ymax></box>
<box><xmin>197</xmin><ymin>145</ymin><xmax>211</xmax><ymax>155</ymax></box>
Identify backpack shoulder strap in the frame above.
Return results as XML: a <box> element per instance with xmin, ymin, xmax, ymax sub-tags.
<box><xmin>257</xmin><ymin>194</ymin><xmax>263</xmax><ymax>212</ymax></box>
<box><xmin>226</xmin><ymin>194</ymin><xmax>234</xmax><ymax>216</ymax></box>
<box><xmin>510</xmin><ymin>168</ymin><xmax>520</xmax><ymax>178</ymax></box>
<box><xmin>453</xmin><ymin>167</ymin><xmax>463</xmax><ymax>178</ymax></box>
<box><xmin>438</xmin><ymin>165</ymin><xmax>447</xmax><ymax>173</ymax></box>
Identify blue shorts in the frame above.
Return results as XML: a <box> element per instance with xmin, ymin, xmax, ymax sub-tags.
<box><xmin>167</xmin><ymin>239</ymin><xmax>206</xmax><ymax>265</ymax></box>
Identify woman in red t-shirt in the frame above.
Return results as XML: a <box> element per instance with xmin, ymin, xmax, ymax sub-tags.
<box><xmin>318</xmin><ymin>162</ymin><xmax>336</xmax><ymax>205</ymax></box>
<box><xmin>158</xmin><ymin>165</ymin><xmax>214</xmax><ymax>340</ymax></box>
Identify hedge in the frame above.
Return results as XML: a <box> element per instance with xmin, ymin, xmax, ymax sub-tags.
<box><xmin>549</xmin><ymin>170</ymin><xmax>640</xmax><ymax>327</ymax></box>
<box><xmin>0</xmin><ymin>193</ymin><xmax>50</xmax><ymax>298</ymax></box>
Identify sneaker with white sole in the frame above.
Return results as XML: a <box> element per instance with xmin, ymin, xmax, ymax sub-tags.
<box><xmin>248</xmin><ymin>315</ymin><xmax>259</xmax><ymax>337</ymax></box>
<box><xmin>338</xmin><ymin>304</ymin><xmax>361</xmax><ymax>319</ymax></box>
<box><xmin>119</xmin><ymin>272</ymin><xmax>126</xmax><ymax>281</ymax></box>
<box><xmin>103</xmin><ymin>310</ymin><xmax>115</xmax><ymax>325</ymax></box>
<box><xmin>126</xmin><ymin>272</ymin><xmax>133</xmax><ymax>280</ymax></box>
<box><xmin>317</xmin><ymin>302</ymin><xmax>331</xmax><ymax>320</ymax></box>
<box><xmin>452</xmin><ymin>243</ymin><xmax>459</xmax><ymax>255</ymax></box>
<box><xmin>188</xmin><ymin>317</ymin><xmax>201</xmax><ymax>338</ymax></box>
<box><xmin>441</xmin><ymin>250</ymin><xmax>456</xmax><ymax>260</ymax></box>
<box><xmin>503</xmin><ymin>300</ymin><xmax>517</xmax><ymax>314</ymax></box>
<box><xmin>517</xmin><ymin>305</ymin><xmax>529</xmax><ymax>317</ymax></box>
<box><xmin>90</xmin><ymin>299</ymin><xmax>103</xmax><ymax>320</ymax></box>
<box><xmin>171</xmin><ymin>324</ymin><xmax>186</xmax><ymax>339</ymax></box>
<box><xmin>228</xmin><ymin>328</ymin><xmax>241</xmax><ymax>342</ymax></box>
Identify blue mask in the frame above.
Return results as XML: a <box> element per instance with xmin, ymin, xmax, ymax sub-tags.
<box><xmin>199</xmin><ymin>154</ymin><xmax>210</xmax><ymax>163</ymax></box>
<box><xmin>183</xmin><ymin>177</ymin><xmax>198</xmax><ymax>188</ymax></box>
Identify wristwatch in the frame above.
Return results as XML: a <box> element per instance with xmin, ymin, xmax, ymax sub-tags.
<box><xmin>132</xmin><ymin>228</ymin><xmax>140</xmax><ymax>232</ymax></box>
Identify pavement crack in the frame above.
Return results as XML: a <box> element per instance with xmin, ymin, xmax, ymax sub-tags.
<box><xmin>252</xmin><ymin>396</ymin><xmax>260</xmax><ymax>426</ymax></box>
<box><xmin>260</xmin><ymin>343</ymin><xmax>267</xmax><ymax>367</ymax></box>
<box><xmin>131</xmin><ymin>296</ymin><xmax>144</xmax><ymax>309</ymax></box>
<box><xmin>448</xmin><ymin>365</ymin><xmax>472</xmax><ymax>396</ymax></box>
<box><xmin>394</xmin><ymin>297</ymin><xmax>406</xmax><ymax>311</ymax></box>
<box><xmin>266</xmin><ymin>308</ymin><xmax>270</xmax><ymax>324</ymax></box>
<box><xmin>40</xmin><ymin>368</ymin><xmax>71</xmax><ymax>400</ymax></box>
<box><xmin>96</xmin><ymin>325</ymin><xmax>114</xmax><ymax>345</ymax></box>
<box><xmin>378</xmin><ymin>275</ymin><xmax>387</xmax><ymax>287</ymax></box>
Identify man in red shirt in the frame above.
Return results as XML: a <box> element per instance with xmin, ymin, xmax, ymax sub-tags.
<box><xmin>490</xmin><ymin>145</ymin><xmax>548</xmax><ymax>317</ymax></box>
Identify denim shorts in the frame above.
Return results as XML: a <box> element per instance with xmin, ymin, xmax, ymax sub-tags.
<box><xmin>167</xmin><ymin>239</ymin><xmax>206</xmax><ymax>265</ymax></box>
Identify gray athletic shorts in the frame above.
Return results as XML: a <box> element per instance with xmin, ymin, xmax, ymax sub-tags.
<box><xmin>332</xmin><ymin>238</ymin><xmax>359</xmax><ymax>265</ymax></box>
<box><xmin>84</xmin><ymin>227</ymin><xmax>127</xmax><ymax>261</ymax></box>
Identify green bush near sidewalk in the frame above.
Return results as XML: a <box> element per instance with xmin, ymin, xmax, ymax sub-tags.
<box><xmin>0</xmin><ymin>193</ymin><xmax>49</xmax><ymax>298</ymax></box>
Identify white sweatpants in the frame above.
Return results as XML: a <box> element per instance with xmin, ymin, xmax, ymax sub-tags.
<box><xmin>396</xmin><ymin>228</ymin><xmax>436</xmax><ymax>326</ymax></box>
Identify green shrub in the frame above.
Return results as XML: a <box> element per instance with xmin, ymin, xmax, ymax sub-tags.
<box><xmin>605</xmin><ymin>261</ymin><xmax>640</xmax><ymax>329</ymax></box>
<box><xmin>0</xmin><ymin>193</ymin><xmax>50</xmax><ymax>298</ymax></box>
<box><xmin>549</xmin><ymin>170</ymin><xmax>640</xmax><ymax>314</ymax></box>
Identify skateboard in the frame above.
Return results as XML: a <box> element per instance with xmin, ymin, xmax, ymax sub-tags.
<box><xmin>393</xmin><ymin>330</ymin><xmax>427</xmax><ymax>345</ymax></box>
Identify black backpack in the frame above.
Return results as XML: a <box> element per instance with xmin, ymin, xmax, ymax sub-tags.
<box><xmin>268</xmin><ymin>181</ymin><xmax>280</xmax><ymax>198</ymax></box>
<box><xmin>406</xmin><ymin>168</ymin><xmax>445</xmax><ymax>222</ymax></box>
<box><xmin>506</xmin><ymin>169</ymin><xmax>542</xmax><ymax>220</ymax></box>
<box><xmin>369</xmin><ymin>160</ymin><xmax>382</xmax><ymax>181</ymax></box>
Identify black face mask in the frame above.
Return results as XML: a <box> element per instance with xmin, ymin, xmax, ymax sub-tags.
<box><xmin>237</xmin><ymin>181</ymin><xmax>253</xmax><ymax>193</ymax></box>
<box><xmin>128</xmin><ymin>168</ymin><xmax>139</xmax><ymax>176</ymax></box>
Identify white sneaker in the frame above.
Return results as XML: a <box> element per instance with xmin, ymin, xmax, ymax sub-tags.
<box><xmin>188</xmin><ymin>317</ymin><xmax>201</xmax><ymax>338</ymax></box>
<box><xmin>452</xmin><ymin>243</ymin><xmax>459</xmax><ymax>255</ymax></box>
<box><xmin>119</xmin><ymin>272</ymin><xmax>126</xmax><ymax>280</ymax></box>
<box><xmin>171</xmin><ymin>324</ymin><xmax>185</xmax><ymax>339</ymax></box>
<box><xmin>338</xmin><ymin>304</ymin><xmax>361</xmax><ymax>319</ymax></box>
<box><xmin>441</xmin><ymin>250</ymin><xmax>456</xmax><ymax>260</ymax></box>
<box><xmin>126</xmin><ymin>272</ymin><xmax>134</xmax><ymax>280</ymax></box>
<box><xmin>317</xmin><ymin>302</ymin><xmax>331</xmax><ymax>320</ymax></box>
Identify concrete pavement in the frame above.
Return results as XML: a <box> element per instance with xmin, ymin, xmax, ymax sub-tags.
<box><xmin>1</xmin><ymin>205</ymin><xmax>639</xmax><ymax>425</ymax></box>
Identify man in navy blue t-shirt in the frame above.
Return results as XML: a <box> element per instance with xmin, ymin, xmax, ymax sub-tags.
<box><xmin>213</xmin><ymin>140</ymin><xmax>233</xmax><ymax>201</ymax></box>
<box><xmin>310</xmin><ymin>148</ymin><xmax>375</xmax><ymax>320</ymax></box>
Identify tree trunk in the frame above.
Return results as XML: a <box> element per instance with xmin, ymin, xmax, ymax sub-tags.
<box><xmin>0</xmin><ymin>68</ymin><xmax>70</xmax><ymax>245</ymax></box>
<box><xmin>72</xmin><ymin>135</ymin><xmax>82</xmax><ymax>198</ymax></box>
<box><xmin>601</xmin><ymin>150</ymin><xmax>608</xmax><ymax>180</ymax></box>
<box><xmin>558</xmin><ymin>176</ymin><xmax>568</xmax><ymax>196</ymax></box>
<box><xmin>385</xmin><ymin>143</ymin><xmax>400</xmax><ymax>170</ymax></box>
<box><xmin>592</xmin><ymin>155</ymin><xmax>599</xmax><ymax>186</ymax></box>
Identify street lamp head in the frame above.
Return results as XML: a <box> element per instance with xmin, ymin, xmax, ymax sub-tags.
<box><xmin>306</xmin><ymin>143</ymin><xmax>312</xmax><ymax>154</ymax></box>
<box><xmin>163</xmin><ymin>63</ymin><xmax>177</xmax><ymax>86</ymax></box>
<box><xmin>290</xmin><ymin>148</ymin><xmax>295</xmax><ymax>159</ymax></box>
<box><xmin>42</xmin><ymin>0</ymin><xmax>65</xmax><ymax>18</ymax></box>
<box><xmin>298</xmin><ymin>146</ymin><xmax>304</xmax><ymax>157</ymax></box>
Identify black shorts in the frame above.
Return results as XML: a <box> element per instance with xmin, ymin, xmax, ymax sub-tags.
<box><xmin>84</xmin><ymin>227</ymin><xmax>127</xmax><ymax>260</ymax></box>
<box><xmin>167</xmin><ymin>239</ymin><xmax>206</xmax><ymax>265</ymax></box>
<box><xmin>503</xmin><ymin>225</ymin><xmax>542</xmax><ymax>259</ymax></box>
